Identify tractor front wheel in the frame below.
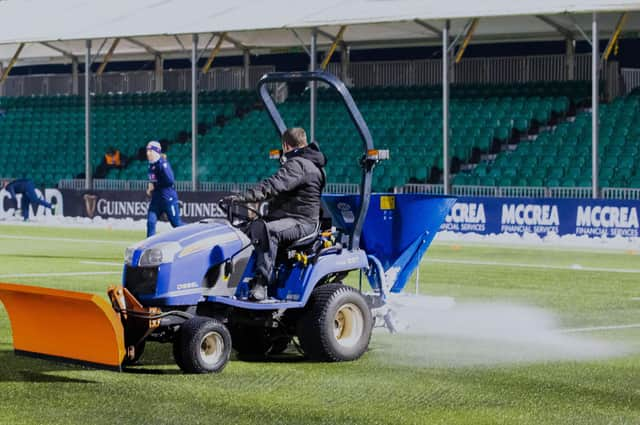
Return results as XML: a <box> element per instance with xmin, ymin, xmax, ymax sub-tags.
<box><xmin>177</xmin><ymin>317</ymin><xmax>232</xmax><ymax>374</ymax></box>
<box><xmin>298</xmin><ymin>283</ymin><xmax>373</xmax><ymax>362</ymax></box>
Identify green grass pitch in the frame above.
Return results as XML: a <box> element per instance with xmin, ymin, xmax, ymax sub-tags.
<box><xmin>0</xmin><ymin>225</ymin><xmax>639</xmax><ymax>425</ymax></box>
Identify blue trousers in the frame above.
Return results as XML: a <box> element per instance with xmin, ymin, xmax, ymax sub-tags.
<box><xmin>19</xmin><ymin>185</ymin><xmax>53</xmax><ymax>220</ymax></box>
<box><xmin>147</xmin><ymin>199</ymin><xmax>182</xmax><ymax>237</ymax></box>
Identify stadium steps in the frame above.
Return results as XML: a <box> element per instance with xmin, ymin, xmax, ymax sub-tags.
<box><xmin>454</xmin><ymin>92</ymin><xmax>640</xmax><ymax>188</ymax></box>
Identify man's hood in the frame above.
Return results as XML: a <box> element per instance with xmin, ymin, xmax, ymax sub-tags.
<box><xmin>286</xmin><ymin>142</ymin><xmax>327</xmax><ymax>168</ymax></box>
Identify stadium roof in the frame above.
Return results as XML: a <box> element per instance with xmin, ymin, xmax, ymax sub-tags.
<box><xmin>0</xmin><ymin>0</ymin><xmax>639</xmax><ymax>64</ymax></box>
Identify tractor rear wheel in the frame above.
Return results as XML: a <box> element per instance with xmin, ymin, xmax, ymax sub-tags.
<box><xmin>298</xmin><ymin>283</ymin><xmax>373</xmax><ymax>362</ymax></box>
<box><xmin>177</xmin><ymin>317</ymin><xmax>232</xmax><ymax>374</ymax></box>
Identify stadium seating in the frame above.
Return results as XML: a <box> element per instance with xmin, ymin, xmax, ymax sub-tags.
<box><xmin>171</xmin><ymin>81</ymin><xmax>584</xmax><ymax>191</ymax></box>
<box><xmin>0</xmin><ymin>90</ymin><xmax>254</xmax><ymax>186</ymax></box>
<box><xmin>455</xmin><ymin>92</ymin><xmax>640</xmax><ymax>188</ymax></box>
<box><xmin>0</xmin><ymin>80</ymin><xmax>606</xmax><ymax>190</ymax></box>
<box><xmin>274</xmin><ymin>83</ymin><xmax>579</xmax><ymax>190</ymax></box>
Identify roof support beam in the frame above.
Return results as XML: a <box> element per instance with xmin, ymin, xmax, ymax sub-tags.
<box><xmin>84</xmin><ymin>40</ymin><xmax>92</xmax><ymax>190</ymax></box>
<box><xmin>0</xmin><ymin>43</ymin><xmax>25</xmax><ymax>84</ymax></box>
<box><xmin>320</xmin><ymin>26</ymin><xmax>347</xmax><ymax>70</ymax></box>
<box><xmin>72</xmin><ymin>57</ymin><xmax>79</xmax><ymax>94</ymax></box>
<box><xmin>340</xmin><ymin>45</ymin><xmax>350</xmax><ymax>83</ymax></box>
<box><xmin>566</xmin><ymin>38</ymin><xmax>575</xmax><ymax>81</ymax></box>
<box><xmin>603</xmin><ymin>12</ymin><xmax>628</xmax><ymax>62</ymax></box>
<box><xmin>414</xmin><ymin>19</ymin><xmax>442</xmax><ymax>38</ymax></box>
<box><xmin>535</xmin><ymin>15</ymin><xmax>574</xmax><ymax>39</ymax></box>
<box><xmin>96</xmin><ymin>38</ymin><xmax>120</xmax><ymax>76</ymax></box>
<box><xmin>191</xmin><ymin>34</ymin><xmax>198</xmax><ymax>191</ymax></box>
<box><xmin>442</xmin><ymin>20</ymin><xmax>450</xmax><ymax>195</ymax></box>
<box><xmin>316</xmin><ymin>28</ymin><xmax>348</xmax><ymax>53</ymax></box>
<box><xmin>310</xmin><ymin>29</ymin><xmax>317</xmax><ymax>143</ymax></box>
<box><xmin>290</xmin><ymin>29</ymin><xmax>311</xmax><ymax>56</ymax></box>
<box><xmin>224</xmin><ymin>34</ymin><xmax>248</xmax><ymax>51</ymax></box>
<box><xmin>591</xmin><ymin>13</ymin><xmax>599</xmax><ymax>199</ymax></box>
<box><xmin>40</xmin><ymin>42</ymin><xmax>76</xmax><ymax>60</ymax></box>
<box><xmin>455</xmin><ymin>18</ymin><xmax>479</xmax><ymax>63</ymax></box>
<box><xmin>174</xmin><ymin>35</ymin><xmax>187</xmax><ymax>53</ymax></box>
<box><xmin>91</xmin><ymin>38</ymin><xmax>109</xmax><ymax>65</ymax></box>
<box><xmin>197</xmin><ymin>33</ymin><xmax>217</xmax><ymax>62</ymax></box>
<box><xmin>316</xmin><ymin>29</ymin><xmax>339</xmax><ymax>44</ymax></box>
<box><xmin>567</xmin><ymin>14</ymin><xmax>593</xmax><ymax>47</ymax></box>
<box><xmin>154</xmin><ymin>55</ymin><xmax>163</xmax><ymax>92</ymax></box>
<box><xmin>448</xmin><ymin>18</ymin><xmax>473</xmax><ymax>53</ymax></box>
<box><xmin>243</xmin><ymin>50</ymin><xmax>250</xmax><ymax>89</ymax></box>
<box><xmin>202</xmin><ymin>32</ymin><xmax>226</xmax><ymax>74</ymax></box>
<box><xmin>123</xmin><ymin>37</ymin><xmax>159</xmax><ymax>56</ymax></box>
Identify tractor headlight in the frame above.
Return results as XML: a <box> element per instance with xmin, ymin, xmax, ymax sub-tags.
<box><xmin>139</xmin><ymin>248</ymin><xmax>163</xmax><ymax>267</ymax></box>
<box><xmin>124</xmin><ymin>247</ymin><xmax>135</xmax><ymax>265</ymax></box>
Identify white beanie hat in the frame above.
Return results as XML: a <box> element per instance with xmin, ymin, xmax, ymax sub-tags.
<box><xmin>146</xmin><ymin>140</ymin><xmax>162</xmax><ymax>153</ymax></box>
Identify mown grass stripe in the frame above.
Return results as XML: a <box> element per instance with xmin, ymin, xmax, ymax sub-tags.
<box><xmin>0</xmin><ymin>271</ymin><xmax>121</xmax><ymax>278</ymax></box>
<box><xmin>426</xmin><ymin>258</ymin><xmax>640</xmax><ymax>274</ymax></box>
<box><xmin>0</xmin><ymin>234</ymin><xmax>131</xmax><ymax>245</ymax></box>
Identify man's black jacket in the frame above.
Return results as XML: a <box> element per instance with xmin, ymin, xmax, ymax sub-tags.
<box><xmin>240</xmin><ymin>143</ymin><xmax>326</xmax><ymax>223</ymax></box>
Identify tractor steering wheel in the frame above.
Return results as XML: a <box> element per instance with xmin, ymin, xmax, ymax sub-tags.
<box><xmin>218</xmin><ymin>197</ymin><xmax>263</xmax><ymax>227</ymax></box>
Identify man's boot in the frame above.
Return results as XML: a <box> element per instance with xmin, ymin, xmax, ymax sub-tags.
<box><xmin>249</xmin><ymin>278</ymin><xmax>268</xmax><ymax>301</ymax></box>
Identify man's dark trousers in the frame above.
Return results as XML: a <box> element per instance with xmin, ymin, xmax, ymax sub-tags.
<box><xmin>249</xmin><ymin>218</ymin><xmax>316</xmax><ymax>284</ymax></box>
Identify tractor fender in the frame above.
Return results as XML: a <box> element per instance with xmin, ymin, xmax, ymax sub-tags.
<box><xmin>296</xmin><ymin>249</ymin><xmax>368</xmax><ymax>307</ymax></box>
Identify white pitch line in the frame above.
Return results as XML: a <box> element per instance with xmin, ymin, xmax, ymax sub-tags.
<box><xmin>79</xmin><ymin>261</ymin><xmax>123</xmax><ymax>267</ymax></box>
<box><xmin>0</xmin><ymin>234</ymin><xmax>132</xmax><ymax>245</ymax></box>
<box><xmin>0</xmin><ymin>271</ymin><xmax>121</xmax><ymax>278</ymax></box>
<box><xmin>434</xmin><ymin>240</ymin><xmax>639</xmax><ymax>255</ymax></box>
<box><xmin>560</xmin><ymin>323</ymin><xmax>640</xmax><ymax>333</ymax></box>
<box><xmin>425</xmin><ymin>258</ymin><xmax>640</xmax><ymax>274</ymax></box>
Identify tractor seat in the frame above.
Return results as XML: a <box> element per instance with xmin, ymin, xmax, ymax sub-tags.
<box><xmin>288</xmin><ymin>221</ymin><xmax>320</xmax><ymax>249</ymax></box>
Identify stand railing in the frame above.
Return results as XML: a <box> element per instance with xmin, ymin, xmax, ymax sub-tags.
<box><xmin>57</xmin><ymin>179</ymin><xmax>360</xmax><ymax>194</ymax></box>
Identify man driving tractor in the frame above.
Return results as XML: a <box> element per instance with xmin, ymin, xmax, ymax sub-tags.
<box><xmin>226</xmin><ymin>127</ymin><xmax>326</xmax><ymax>301</ymax></box>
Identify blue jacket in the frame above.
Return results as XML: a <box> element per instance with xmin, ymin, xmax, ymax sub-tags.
<box><xmin>148</xmin><ymin>157</ymin><xmax>178</xmax><ymax>203</ymax></box>
<box><xmin>5</xmin><ymin>179</ymin><xmax>35</xmax><ymax>201</ymax></box>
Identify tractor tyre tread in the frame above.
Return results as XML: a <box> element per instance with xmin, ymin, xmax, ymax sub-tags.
<box><xmin>178</xmin><ymin>316</ymin><xmax>232</xmax><ymax>374</ymax></box>
<box><xmin>298</xmin><ymin>283</ymin><xmax>373</xmax><ymax>362</ymax></box>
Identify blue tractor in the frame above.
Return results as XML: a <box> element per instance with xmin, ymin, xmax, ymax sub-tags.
<box><xmin>0</xmin><ymin>71</ymin><xmax>455</xmax><ymax>374</ymax></box>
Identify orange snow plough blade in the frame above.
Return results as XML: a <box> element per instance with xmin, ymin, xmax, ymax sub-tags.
<box><xmin>0</xmin><ymin>282</ymin><xmax>126</xmax><ymax>370</ymax></box>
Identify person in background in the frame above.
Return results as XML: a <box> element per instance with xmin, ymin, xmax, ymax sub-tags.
<box><xmin>95</xmin><ymin>146</ymin><xmax>127</xmax><ymax>179</ymax></box>
<box><xmin>145</xmin><ymin>140</ymin><xmax>182</xmax><ymax>237</ymax></box>
<box><xmin>3</xmin><ymin>178</ymin><xmax>53</xmax><ymax>221</ymax></box>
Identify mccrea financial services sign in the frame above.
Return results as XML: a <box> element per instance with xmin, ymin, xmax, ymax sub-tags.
<box><xmin>441</xmin><ymin>197</ymin><xmax>639</xmax><ymax>238</ymax></box>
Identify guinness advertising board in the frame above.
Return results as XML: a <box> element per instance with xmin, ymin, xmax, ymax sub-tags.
<box><xmin>60</xmin><ymin>189</ymin><xmax>233</xmax><ymax>222</ymax></box>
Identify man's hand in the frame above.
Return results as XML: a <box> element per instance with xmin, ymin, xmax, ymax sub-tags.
<box><xmin>221</xmin><ymin>194</ymin><xmax>242</xmax><ymax>205</ymax></box>
<box><xmin>146</xmin><ymin>183</ymin><xmax>154</xmax><ymax>197</ymax></box>
<box><xmin>218</xmin><ymin>194</ymin><xmax>240</xmax><ymax>214</ymax></box>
